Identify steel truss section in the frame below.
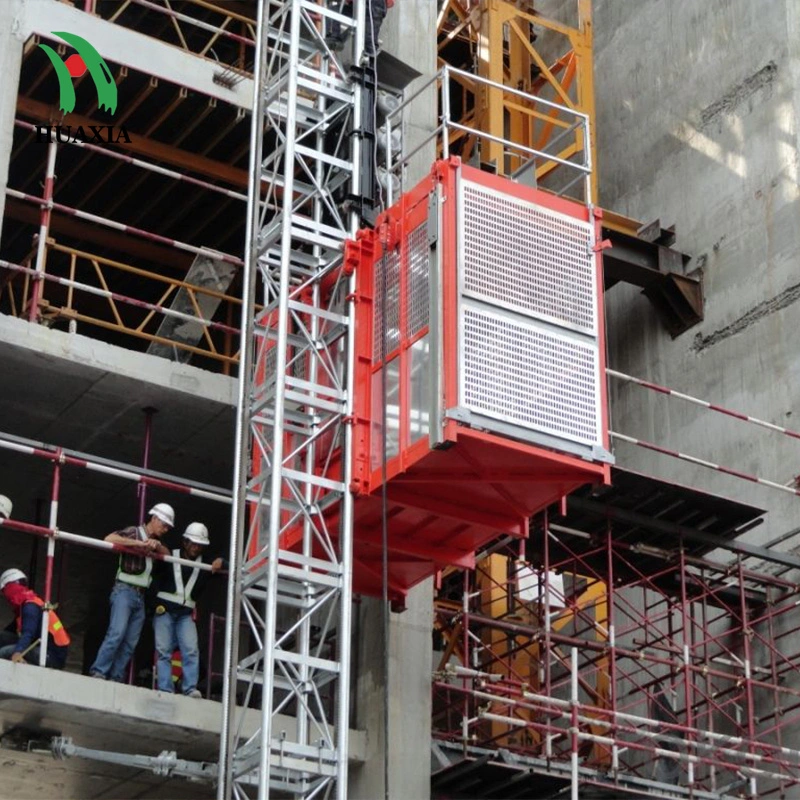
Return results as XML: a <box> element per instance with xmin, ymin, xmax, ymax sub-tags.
<box><xmin>221</xmin><ymin>2</ymin><xmax>366</xmax><ymax>799</ymax></box>
<box><xmin>433</xmin><ymin>512</ymin><xmax>800</xmax><ymax>799</ymax></box>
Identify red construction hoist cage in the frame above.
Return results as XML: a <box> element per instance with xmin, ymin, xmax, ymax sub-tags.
<box><xmin>249</xmin><ymin>157</ymin><xmax>612</xmax><ymax>602</ymax></box>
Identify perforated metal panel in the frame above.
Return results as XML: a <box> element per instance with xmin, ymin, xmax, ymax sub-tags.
<box><xmin>461</xmin><ymin>304</ymin><xmax>600</xmax><ymax>445</ymax></box>
<box><xmin>407</xmin><ymin>223</ymin><xmax>429</xmax><ymax>337</ymax></box>
<box><xmin>373</xmin><ymin>248</ymin><xmax>401</xmax><ymax>362</ymax></box>
<box><xmin>461</xmin><ymin>180</ymin><xmax>596</xmax><ymax>334</ymax></box>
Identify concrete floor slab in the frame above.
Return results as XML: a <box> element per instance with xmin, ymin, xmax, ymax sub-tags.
<box><xmin>0</xmin><ymin>660</ymin><xmax>366</xmax><ymax>799</ymax></box>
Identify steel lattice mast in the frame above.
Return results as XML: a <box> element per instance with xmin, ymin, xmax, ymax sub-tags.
<box><xmin>220</xmin><ymin>2</ymin><xmax>367</xmax><ymax>798</ymax></box>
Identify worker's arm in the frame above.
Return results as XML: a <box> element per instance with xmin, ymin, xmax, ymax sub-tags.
<box><xmin>105</xmin><ymin>527</ymin><xmax>147</xmax><ymax>548</ymax></box>
<box><xmin>14</xmin><ymin>602</ymin><xmax>42</xmax><ymax>657</ymax></box>
<box><xmin>105</xmin><ymin>533</ymin><xmax>147</xmax><ymax>547</ymax></box>
<box><xmin>106</xmin><ymin>526</ymin><xmax>153</xmax><ymax>550</ymax></box>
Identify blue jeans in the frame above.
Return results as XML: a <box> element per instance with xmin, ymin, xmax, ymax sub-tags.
<box><xmin>0</xmin><ymin>628</ymin><xmax>68</xmax><ymax>669</ymax></box>
<box><xmin>154</xmin><ymin>611</ymin><xmax>199</xmax><ymax>694</ymax></box>
<box><xmin>90</xmin><ymin>582</ymin><xmax>145</xmax><ymax>681</ymax></box>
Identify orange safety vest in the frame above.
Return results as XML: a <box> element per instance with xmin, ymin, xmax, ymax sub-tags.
<box><xmin>16</xmin><ymin>594</ymin><xmax>71</xmax><ymax>647</ymax></box>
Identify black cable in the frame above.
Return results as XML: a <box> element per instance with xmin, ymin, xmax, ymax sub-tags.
<box><xmin>366</xmin><ymin>2</ymin><xmax>391</xmax><ymax>796</ymax></box>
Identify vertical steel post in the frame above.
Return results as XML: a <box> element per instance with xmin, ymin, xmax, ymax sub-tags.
<box><xmin>30</xmin><ymin>139</ymin><xmax>56</xmax><ymax>322</ymax></box>
<box><xmin>218</xmin><ymin>0</ymin><xmax>267</xmax><ymax>793</ymax></box>
<box><xmin>38</xmin><ymin>450</ymin><xmax>61</xmax><ymax>667</ymax></box>
<box><xmin>605</xmin><ymin>523</ymin><xmax>618</xmax><ymax>776</ymax></box>
<box><xmin>137</xmin><ymin>407</ymin><xmax>156</xmax><ymax>525</ymax></box>
<box><xmin>570</xmin><ymin>646</ymin><xmax>579</xmax><ymax>800</ymax></box>
<box><xmin>738</xmin><ymin>559</ymin><xmax>758</xmax><ymax>799</ymax></box>
<box><xmin>678</xmin><ymin>547</ymin><xmax>694</xmax><ymax>787</ymax></box>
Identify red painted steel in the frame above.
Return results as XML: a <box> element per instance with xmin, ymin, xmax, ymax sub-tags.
<box><xmin>432</xmin><ymin>517</ymin><xmax>800</xmax><ymax>797</ymax></box>
<box><xmin>246</xmin><ymin>159</ymin><xmax>610</xmax><ymax>601</ymax></box>
<box><xmin>345</xmin><ymin>159</ymin><xmax>610</xmax><ymax>600</ymax></box>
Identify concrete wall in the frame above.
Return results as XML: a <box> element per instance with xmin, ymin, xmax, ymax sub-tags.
<box><xmin>0</xmin><ymin>0</ymin><xmax>24</xmax><ymax>241</ymax></box>
<box><xmin>593</xmin><ymin>1</ymin><xmax>800</xmax><ymax>782</ymax></box>
<box><xmin>595</xmin><ymin>0</ymin><xmax>800</xmax><ymax>538</ymax></box>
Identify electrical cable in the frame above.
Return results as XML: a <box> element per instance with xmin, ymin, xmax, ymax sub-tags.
<box><xmin>365</xmin><ymin>3</ymin><xmax>391</xmax><ymax>797</ymax></box>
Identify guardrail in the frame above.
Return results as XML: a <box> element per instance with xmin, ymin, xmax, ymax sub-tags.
<box><xmin>385</xmin><ymin>65</ymin><xmax>592</xmax><ymax>204</ymax></box>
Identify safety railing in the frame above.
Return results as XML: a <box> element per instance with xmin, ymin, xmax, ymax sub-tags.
<box><xmin>0</xmin><ymin>426</ymin><xmax>231</xmax><ymax>676</ymax></box>
<box><xmin>385</xmin><ymin>65</ymin><xmax>592</xmax><ymax>204</ymax></box>
<box><xmin>90</xmin><ymin>0</ymin><xmax>256</xmax><ymax>83</ymax></box>
<box><xmin>0</xmin><ymin>239</ymin><xmax>251</xmax><ymax>371</ymax></box>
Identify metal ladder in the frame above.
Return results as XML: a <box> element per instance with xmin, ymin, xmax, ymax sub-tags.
<box><xmin>220</xmin><ymin>2</ymin><xmax>368</xmax><ymax>798</ymax></box>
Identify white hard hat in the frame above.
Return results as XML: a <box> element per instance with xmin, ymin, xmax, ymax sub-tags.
<box><xmin>183</xmin><ymin>522</ymin><xmax>209</xmax><ymax>546</ymax></box>
<box><xmin>148</xmin><ymin>503</ymin><xmax>175</xmax><ymax>528</ymax></box>
<box><xmin>0</xmin><ymin>568</ymin><xmax>27</xmax><ymax>590</ymax></box>
<box><xmin>0</xmin><ymin>495</ymin><xmax>12</xmax><ymax>520</ymax></box>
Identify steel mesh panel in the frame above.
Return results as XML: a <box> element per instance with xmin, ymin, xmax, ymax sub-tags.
<box><xmin>373</xmin><ymin>248</ymin><xmax>401</xmax><ymax>362</ymax></box>
<box><xmin>407</xmin><ymin>223</ymin><xmax>429</xmax><ymax>336</ymax></box>
<box><xmin>461</xmin><ymin>181</ymin><xmax>596</xmax><ymax>333</ymax></box>
<box><xmin>462</xmin><ymin>305</ymin><xmax>599</xmax><ymax>444</ymax></box>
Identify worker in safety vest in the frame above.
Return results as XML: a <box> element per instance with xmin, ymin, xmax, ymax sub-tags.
<box><xmin>0</xmin><ymin>568</ymin><xmax>70</xmax><ymax>669</ymax></box>
<box><xmin>151</xmin><ymin>521</ymin><xmax>224</xmax><ymax>697</ymax></box>
<box><xmin>90</xmin><ymin>503</ymin><xmax>173</xmax><ymax>681</ymax></box>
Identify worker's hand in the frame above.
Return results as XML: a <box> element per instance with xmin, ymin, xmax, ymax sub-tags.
<box><xmin>143</xmin><ymin>538</ymin><xmax>159</xmax><ymax>552</ymax></box>
<box><xmin>211</xmin><ymin>557</ymin><xmax>224</xmax><ymax>573</ymax></box>
<box><xmin>10</xmin><ymin>652</ymin><xmax>25</xmax><ymax>664</ymax></box>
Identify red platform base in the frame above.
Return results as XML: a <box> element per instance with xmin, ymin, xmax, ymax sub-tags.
<box><xmin>348</xmin><ymin>422</ymin><xmax>608</xmax><ymax>601</ymax></box>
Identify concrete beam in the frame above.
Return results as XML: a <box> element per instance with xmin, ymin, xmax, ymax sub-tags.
<box><xmin>17</xmin><ymin>96</ymin><xmax>250</xmax><ymax>189</ymax></box>
<box><xmin>0</xmin><ymin>313</ymin><xmax>236</xmax><ymax>407</ymax></box>
<box><xmin>14</xmin><ymin>0</ymin><xmax>253</xmax><ymax>110</ymax></box>
<box><xmin>0</xmin><ymin>0</ymin><xmax>25</xmax><ymax>243</ymax></box>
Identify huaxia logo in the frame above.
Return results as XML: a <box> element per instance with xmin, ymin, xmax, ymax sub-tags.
<box><xmin>36</xmin><ymin>31</ymin><xmax>130</xmax><ymax>144</ymax></box>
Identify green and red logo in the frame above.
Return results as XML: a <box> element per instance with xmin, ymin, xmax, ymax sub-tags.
<box><xmin>39</xmin><ymin>31</ymin><xmax>117</xmax><ymax>116</ymax></box>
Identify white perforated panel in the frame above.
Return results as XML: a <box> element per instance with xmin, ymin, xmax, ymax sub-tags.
<box><xmin>461</xmin><ymin>304</ymin><xmax>599</xmax><ymax>445</ymax></box>
<box><xmin>407</xmin><ymin>223</ymin><xmax>429</xmax><ymax>337</ymax></box>
<box><xmin>461</xmin><ymin>180</ymin><xmax>596</xmax><ymax>334</ymax></box>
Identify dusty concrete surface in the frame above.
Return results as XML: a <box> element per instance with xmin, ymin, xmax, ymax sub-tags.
<box><xmin>593</xmin><ymin>2</ymin><xmax>800</xmax><ymax>783</ymax></box>
<box><xmin>595</xmin><ymin>0</ymin><xmax>800</xmax><ymax>536</ymax></box>
<box><xmin>0</xmin><ymin>0</ymin><xmax>23</xmax><ymax>242</ymax></box>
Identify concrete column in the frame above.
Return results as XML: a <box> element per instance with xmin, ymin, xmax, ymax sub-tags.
<box><xmin>350</xmin><ymin>579</ymin><xmax>434</xmax><ymax>800</ymax></box>
<box><xmin>348</xmin><ymin>3</ymin><xmax>437</xmax><ymax>798</ymax></box>
<box><xmin>0</xmin><ymin>0</ymin><xmax>25</xmax><ymax>242</ymax></box>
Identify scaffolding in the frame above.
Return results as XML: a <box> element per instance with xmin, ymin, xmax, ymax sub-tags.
<box><xmin>432</xmin><ymin>471</ymin><xmax>800</xmax><ymax>799</ymax></box>
<box><xmin>4</xmin><ymin>3</ymin><xmax>800</xmax><ymax>800</ymax></box>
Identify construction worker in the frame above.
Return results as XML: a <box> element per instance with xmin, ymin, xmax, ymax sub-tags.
<box><xmin>0</xmin><ymin>494</ymin><xmax>12</xmax><ymax>521</ymax></box>
<box><xmin>90</xmin><ymin>503</ymin><xmax>174</xmax><ymax>681</ymax></box>
<box><xmin>151</xmin><ymin>521</ymin><xmax>224</xmax><ymax>697</ymax></box>
<box><xmin>0</xmin><ymin>569</ymin><xmax>70</xmax><ymax>668</ymax></box>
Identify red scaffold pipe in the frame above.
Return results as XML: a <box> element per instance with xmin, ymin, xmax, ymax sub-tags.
<box><xmin>608</xmin><ymin>368</ymin><xmax>800</xmax><ymax>442</ymax></box>
<box><xmin>609</xmin><ymin>430</ymin><xmax>800</xmax><ymax>499</ymax></box>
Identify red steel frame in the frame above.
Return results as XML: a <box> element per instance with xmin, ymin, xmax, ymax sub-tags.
<box><xmin>347</xmin><ymin>158</ymin><xmax>610</xmax><ymax>601</ymax></box>
<box><xmin>433</xmin><ymin>513</ymin><xmax>800</xmax><ymax>798</ymax></box>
